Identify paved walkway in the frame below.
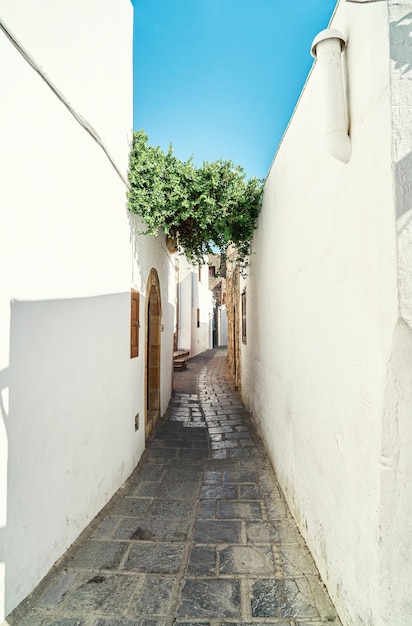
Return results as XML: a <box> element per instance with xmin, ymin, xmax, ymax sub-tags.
<box><xmin>7</xmin><ymin>349</ymin><xmax>341</xmax><ymax>626</ymax></box>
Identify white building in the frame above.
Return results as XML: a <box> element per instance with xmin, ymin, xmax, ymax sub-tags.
<box><xmin>175</xmin><ymin>257</ymin><xmax>214</xmax><ymax>358</ymax></box>
<box><xmin>0</xmin><ymin>1</ymin><xmax>175</xmax><ymax>620</ymax></box>
<box><xmin>240</xmin><ymin>1</ymin><xmax>412</xmax><ymax>624</ymax></box>
<box><xmin>216</xmin><ymin>305</ymin><xmax>228</xmax><ymax>347</ymax></box>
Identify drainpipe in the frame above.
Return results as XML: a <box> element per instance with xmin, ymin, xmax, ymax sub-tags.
<box><xmin>311</xmin><ymin>28</ymin><xmax>351</xmax><ymax>163</ymax></box>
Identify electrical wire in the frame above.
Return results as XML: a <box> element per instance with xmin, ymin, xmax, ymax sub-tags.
<box><xmin>0</xmin><ymin>17</ymin><xmax>130</xmax><ymax>190</ymax></box>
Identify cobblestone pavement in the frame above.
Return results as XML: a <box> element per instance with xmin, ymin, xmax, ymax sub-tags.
<box><xmin>6</xmin><ymin>349</ymin><xmax>342</xmax><ymax>626</ymax></box>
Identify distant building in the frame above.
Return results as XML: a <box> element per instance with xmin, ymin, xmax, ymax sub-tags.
<box><xmin>208</xmin><ymin>254</ymin><xmax>228</xmax><ymax>348</ymax></box>
<box><xmin>174</xmin><ymin>256</ymin><xmax>214</xmax><ymax>360</ymax></box>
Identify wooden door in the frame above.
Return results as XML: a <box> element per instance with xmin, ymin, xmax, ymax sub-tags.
<box><xmin>145</xmin><ymin>269</ymin><xmax>161</xmax><ymax>440</ymax></box>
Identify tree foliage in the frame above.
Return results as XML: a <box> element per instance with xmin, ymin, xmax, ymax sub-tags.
<box><xmin>127</xmin><ymin>130</ymin><xmax>264</xmax><ymax>268</ymax></box>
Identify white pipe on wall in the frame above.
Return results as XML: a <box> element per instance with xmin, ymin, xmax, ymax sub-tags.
<box><xmin>311</xmin><ymin>28</ymin><xmax>351</xmax><ymax>163</ymax></box>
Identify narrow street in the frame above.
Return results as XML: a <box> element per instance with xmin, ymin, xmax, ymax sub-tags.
<box><xmin>7</xmin><ymin>349</ymin><xmax>341</xmax><ymax>626</ymax></box>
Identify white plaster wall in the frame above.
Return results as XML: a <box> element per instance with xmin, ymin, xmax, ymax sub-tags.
<box><xmin>128</xmin><ymin>216</ymin><xmax>176</xmax><ymax>420</ymax></box>
<box><xmin>240</xmin><ymin>2</ymin><xmax>403</xmax><ymax>624</ymax></box>
<box><xmin>191</xmin><ymin>264</ymin><xmax>213</xmax><ymax>357</ymax></box>
<box><xmin>0</xmin><ymin>0</ymin><xmax>174</xmax><ymax>618</ymax></box>
<box><xmin>177</xmin><ymin>258</ymin><xmax>193</xmax><ymax>352</ymax></box>
<box><xmin>177</xmin><ymin>259</ymin><xmax>213</xmax><ymax>356</ymax></box>
<box><xmin>218</xmin><ymin>305</ymin><xmax>228</xmax><ymax>346</ymax></box>
<box><xmin>378</xmin><ymin>2</ymin><xmax>412</xmax><ymax>622</ymax></box>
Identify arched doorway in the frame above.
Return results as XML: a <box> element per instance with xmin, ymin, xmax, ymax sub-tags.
<box><xmin>145</xmin><ymin>269</ymin><xmax>161</xmax><ymax>440</ymax></box>
<box><xmin>226</xmin><ymin>264</ymin><xmax>241</xmax><ymax>388</ymax></box>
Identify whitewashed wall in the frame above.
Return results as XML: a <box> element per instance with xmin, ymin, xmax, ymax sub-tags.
<box><xmin>177</xmin><ymin>259</ymin><xmax>213</xmax><ymax>357</ymax></box>
<box><xmin>0</xmin><ymin>0</ymin><xmax>174</xmax><ymax>619</ymax></box>
<box><xmin>379</xmin><ymin>2</ymin><xmax>412</xmax><ymax>624</ymax></box>
<box><xmin>129</xmin><ymin>216</ymin><xmax>175</xmax><ymax>421</ymax></box>
<box><xmin>177</xmin><ymin>259</ymin><xmax>193</xmax><ymax>353</ymax></box>
<box><xmin>241</xmin><ymin>1</ymin><xmax>412</xmax><ymax>624</ymax></box>
<box><xmin>191</xmin><ymin>264</ymin><xmax>213</xmax><ymax>357</ymax></box>
<box><xmin>218</xmin><ymin>305</ymin><xmax>228</xmax><ymax>346</ymax></box>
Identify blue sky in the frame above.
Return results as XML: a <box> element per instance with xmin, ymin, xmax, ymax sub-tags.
<box><xmin>132</xmin><ymin>0</ymin><xmax>337</xmax><ymax>179</ymax></box>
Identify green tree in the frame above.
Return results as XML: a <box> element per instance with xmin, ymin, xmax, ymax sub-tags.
<box><xmin>127</xmin><ymin>130</ymin><xmax>263</xmax><ymax>268</ymax></box>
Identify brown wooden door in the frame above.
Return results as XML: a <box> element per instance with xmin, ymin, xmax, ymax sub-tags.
<box><xmin>145</xmin><ymin>270</ymin><xmax>161</xmax><ymax>440</ymax></box>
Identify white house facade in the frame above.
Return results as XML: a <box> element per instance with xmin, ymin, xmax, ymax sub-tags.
<box><xmin>240</xmin><ymin>1</ymin><xmax>412</xmax><ymax>624</ymax></box>
<box><xmin>175</xmin><ymin>258</ymin><xmax>213</xmax><ymax>358</ymax></box>
<box><xmin>0</xmin><ymin>0</ymin><xmax>175</xmax><ymax>620</ymax></box>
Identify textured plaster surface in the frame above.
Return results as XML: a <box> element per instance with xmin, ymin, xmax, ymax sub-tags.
<box><xmin>239</xmin><ymin>1</ymin><xmax>407</xmax><ymax>624</ymax></box>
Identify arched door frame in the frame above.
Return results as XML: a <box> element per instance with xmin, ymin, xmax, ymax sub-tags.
<box><xmin>145</xmin><ymin>268</ymin><xmax>162</xmax><ymax>440</ymax></box>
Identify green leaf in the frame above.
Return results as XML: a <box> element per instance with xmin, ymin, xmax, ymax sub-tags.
<box><xmin>127</xmin><ymin>130</ymin><xmax>264</xmax><ymax>269</ymax></box>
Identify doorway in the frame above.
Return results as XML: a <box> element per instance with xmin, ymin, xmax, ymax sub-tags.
<box><xmin>145</xmin><ymin>269</ymin><xmax>161</xmax><ymax>440</ymax></box>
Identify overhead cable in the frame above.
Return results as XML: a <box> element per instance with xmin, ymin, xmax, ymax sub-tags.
<box><xmin>0</xmin><ymin>17</ymin><xmax>130</xmax><ymax>190</ymax></box>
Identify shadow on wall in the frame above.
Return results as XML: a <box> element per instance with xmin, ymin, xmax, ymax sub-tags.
<box><xmin>128</xmin><ymin>212</ymin><xmax>173</xmax><ymax>292</ymax></box>
<box><xmin>395</xmin><ymin>150</ymin><xmax>412</xmax><ymax>224</ymax></box>
<box><xmin>390</xmin><ymin>13</ymin><xmax>412</xmax><ymax>224</ymax></box>
<box><xmin>0</xmin><ymin>364</ymin><xmax>9</xmax><ymax>619</ymax></box>
<box><xmin>0</xmin><ymin>370</ymin><xmax>8</xmax><ymax>425</ymax></box>
<box><xmin>128</xmin><ymin>212</ymin><xmax>145</xmax><ymax>290</ymax></box>
<box><xmin>390</xmin><ymin>12</ymin><xmax>412</xmax><ymax>76</ymax></box>
<box><xmin>0</xmin><ymin>292</ymin><xmax>131</xmax><ymax>620</ymax></box>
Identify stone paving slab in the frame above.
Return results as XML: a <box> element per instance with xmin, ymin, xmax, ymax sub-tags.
<box><xmin>177</xmin><ymin>579</ymin><xmax>241</xmax><ymax>619</ymax></box>
<box><xmin>5</xmin><ymin>349</ymin><xmax>342</xmax><ymax>626</ymax></box>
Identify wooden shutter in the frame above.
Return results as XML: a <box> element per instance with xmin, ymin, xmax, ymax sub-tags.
<box><xmin>130</xmin><ymin>289</ymin><xmax>140</xmax><ymax>358</ymax></box>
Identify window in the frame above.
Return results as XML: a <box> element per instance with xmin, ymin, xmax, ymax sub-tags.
<box><xmin>241</xmin><ymin>290</ymin><xmax>247</xmax><ymax>344</ymax></box>
<box><xmin>197</xmin><ymin>308</ymin><xmax>200</xmax><ymax>328</ymax></box>
<box><xmin>209</xmin><ymin>265</ymin><xmax>216</xmax><ymax>278</ymax></box>
<box><xmin>198</xmin><ymin>264</ymin><xmax>202</xmax><ymax>281</ymax></box>
<box><xmin>130</xmin><ymin>289</ymin><xmax>140</xmax><ymax>358</ymax></box>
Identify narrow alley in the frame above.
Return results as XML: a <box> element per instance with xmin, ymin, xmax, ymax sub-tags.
<box><xmin>6</xmin><ymin>349</ymin><xmax>341</xmax><ymax>626</ymax></box>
